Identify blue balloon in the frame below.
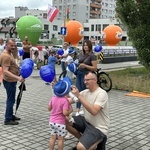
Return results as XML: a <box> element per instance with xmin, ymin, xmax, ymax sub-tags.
<box><xmin>18</xmin><ymin>49</ymin><xmax>24</xmax><ymax>56</ymax></box>
<box><xmin>20</xmin><ymin>64</ymin><xmax>33</xmax><ymax>78</ymax></box>
<box><xmin>57</xmin><ymin>48</ymin><xmax>64</xmax><ymax>55</ymax></box>
<box><xmin>68</xmin><ymin>63</ymin><xmax>77</xmax><ymax>73</ymax></box>
<box><xmin>68</xmin><ymin>48</ymin><xmax>75</xmax><ymax>55</ymax></box>
<box><xmin>40</xmin><ymin>65</ymin><xmax>55</xmax><ymax>82</ymax></box>
<box><xmin>21</xmin><ymin>58</ymin><xmax>34</xmax><ymax>67</ymax></box>
<box><xmin>94</xmin><ymin>45</ymin><xmax>102</xmax><ymax>54</ymax></box>
<box><xmin>20</xmin><ymin>58</ymin><xmax>34</xmax><ymax>78</ymax></box>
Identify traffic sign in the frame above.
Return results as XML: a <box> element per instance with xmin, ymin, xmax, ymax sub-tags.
<box><xmin>60</xmin><ymin>27</ymin><xmax>67</xmax><ymax>35</ymax></box>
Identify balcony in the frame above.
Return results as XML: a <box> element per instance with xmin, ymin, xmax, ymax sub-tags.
<box><xmin>90</xmin><ymin>3</ymin><xmax>101</xmax><ymax>9</ymax></box>
<box><xmin>0</xmin><ymin>27</ymin><xmax>13</xmax><ymax>33</ymax></box>
<box><xmin>90</xmin><ymin>10</ymin><xmax>101</xmax><ymax>15</ymax></box>
<box><xmin>95</xmin><ymin>0</ymin><xmax>102</xmax><ymax>2</ymax></box>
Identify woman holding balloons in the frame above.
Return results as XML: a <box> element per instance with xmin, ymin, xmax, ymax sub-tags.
<box><xmin>75</xmin><ymin>40</ymin><xmax>97</xmax><ymax>116</ymax></box>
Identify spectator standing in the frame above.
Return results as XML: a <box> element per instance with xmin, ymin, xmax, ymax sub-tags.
<box><xmin>46</xmin><ymin>50</ymin><xmax>57</xmax><ymax>85</ymax></box>
<box><xmin>0</xmin><ymin>38</ymin><xmax>5</xmax><ymax>55</ymax></box>
<box><xmin>0</xmin><ymin>38</ymin><xmax>25</xmax><ymax>125</ymax></box>
<box><xmin>22</xmin><ymin>36</ymin><xmax>32</xmax><ymax>60</ymax></box>
<box><xmin>75</xmin><ymin>40</ymin><xmax>97</xmax><ymax>116</ymax></box>
<box><xmin>60</xmin><ymin>42</ymin><xmax>69</xmax><ymax>72</ymax></box>
<box><xmin>33</xmin><ymin>51</ymin><xmax>39</xmax><ymax>66</ymax></box>
<box><xmin>43</xmin><ymin>46</ymin><xmax>49</xmax><ymax>65</ymax></box>
<box><xmin>65</xmin><ymin>48</ymin><xmax>76</xmax><ymax>80</ymax></box>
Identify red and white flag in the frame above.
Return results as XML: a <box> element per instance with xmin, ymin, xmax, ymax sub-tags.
<box><xmin>47</xmin><ymin>4</ymin><xmax>59</xmax><ymax>22</ymax></box>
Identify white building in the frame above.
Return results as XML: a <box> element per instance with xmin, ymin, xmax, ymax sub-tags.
<box><xmin>53</xmin><ymin>0</ymin><xmax>116</xmax><ymax>23</ymax></box>
<box><xmin>0</xmin><ymin>4</ymin><xmax>127</xmax><ymax>45</ymax></box>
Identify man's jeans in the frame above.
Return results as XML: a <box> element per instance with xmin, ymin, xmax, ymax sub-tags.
<box><xmin>61</xmin><ymin>61</ymin><xmax>66</xmax><ymax>72</ymax></box>
<box><xmin>76</xmin><ymin>70</ymin><xmax>86</xmax><ymax>109</ymax></box>
<box><xmin>3</xmin><ymin>80</ymin><xmax>17</xmax><ymax>122</ymax></box>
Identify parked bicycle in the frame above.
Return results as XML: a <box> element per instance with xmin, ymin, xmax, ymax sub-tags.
<box><xmin>58</xmin><ymin>68</ymin><xmax>112</xmax><ymax>92</ymax></box>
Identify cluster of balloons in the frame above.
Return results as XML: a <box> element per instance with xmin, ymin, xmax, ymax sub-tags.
<box><xmin>20</xmin><ymin>59</ymin><xmax>56</xmax><ymax>82</ymax></box>
<box><xmin>16</xmin><ymin>15</ymin><xmax>42</xmax><ymax>45</ymax></box>
<box><xmin>39</xmin><ymin>65</ymin><xmax>55</xmax><ymax>82</ymax></box>
<box><xmin>20</xmin><ymin>58</ymin><xmax>34</xmax><ymax>78</ymax></box>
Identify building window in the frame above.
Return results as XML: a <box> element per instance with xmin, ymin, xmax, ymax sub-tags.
<box><xmin>73</xmin><ymin>5</ymin><xmax>76</xmax><ymax>9</ymax></box>
<box><xmin>52</xmin><ymin>34</ymin><xmax>55</xmax><ymax>38</ymax></box>
<box><xmin>105</xmin><ymin>3</ymin><xmax>108</xmax><ymax>7</ymax></box>
<box><xmin>53</xmin><ymin>0</ymin><xmax>56</xmax><ymax>4</ymax></box>
<box><xmin>86</xmin><ymin>13</ymin><xmax>88</xmax><ymax>18</ymax></box>
<box><xmin>96</xmin><ymin>24</ymin><xmax>101</xmax><ymax>31</ymax></box>
<box><xmin>44</xmin><ymin>24</ymin><xmax>49</xmax><ymax>30</ymax></box>
<box><xmin>84</xmin><ymin>27</ymin><xmax>89</xmax><ymax>31</ymax></box>
<box><xmin>103</xmin><ymin>24</ymin><xmax>109</xmax><ymax>30</ymax></box>
<box><xmin>53</xmin><ymin>25</ymin><xmax>58</xmax><ymax>31</ymax></box>
<box><xmin>91</xmin><ymin>25</ymin><xmax>94</xmax><ymax>31</ymax></box>
<box><xmin>43</xmin><ymin>13</ymin><xmax>47</xmax><ymax>18</ymax></box>
<box><xmin>73</xmin><ymin>12</ymin><xmax>76</xmax><ymax>16</ymax></box>
<box><xmin>59</xmin><ymin>6</ymin><xmax>62</xmax><ymax>10</ymax></box>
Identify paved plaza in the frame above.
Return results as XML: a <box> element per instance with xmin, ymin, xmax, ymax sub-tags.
<box><xmin>0</xmin><ymin>62</ymin><xmax>150</xmax><ymax>150</ymax></box>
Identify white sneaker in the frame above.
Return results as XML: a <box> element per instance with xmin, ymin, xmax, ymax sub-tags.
<box><xmin>79</xmin><ymin>110</ymin><xmax>84</xmax><ymax>115</ymax></box>
<box><xmin>75</xmin><ymin>112</ymin><xmax>80</xmax><ymax>116</ymax></box>
<box><xmin>65</xmin><ymin>133</ymin><xmax>74</xmax><ymax>139</ymax></box>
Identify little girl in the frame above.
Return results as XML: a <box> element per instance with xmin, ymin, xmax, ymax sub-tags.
<box><xmin>48</xmin><ymin>78</ymin><xmax>73</xmax><ymax>150</ymax></box>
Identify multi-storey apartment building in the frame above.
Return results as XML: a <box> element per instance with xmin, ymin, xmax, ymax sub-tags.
<box><xmin>53</xmin><ymin>0</ymin><xmax>116</xmax><ymax>23</ymax></box>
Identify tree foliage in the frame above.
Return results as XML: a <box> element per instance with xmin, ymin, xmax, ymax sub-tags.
<box><xmin>116</xmin><ymin>0</ymin><xmax>150</xmax><ymax>69</ymax></box>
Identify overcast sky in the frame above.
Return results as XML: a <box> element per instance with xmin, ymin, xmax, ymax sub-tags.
<box><xmin>0</xmin><ymin>0</ymin><xmax>52</xmax><ymax>18</ymax></box>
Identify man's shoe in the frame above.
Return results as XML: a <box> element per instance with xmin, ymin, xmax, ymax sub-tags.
<box><xmin>4</xmin><ymin>120</ymin><xmax>19</xmax><ymax>125</ymax></box>
<box><xmin>12</xmin><ymin>115</ymin><xmax>21</xmax><ymax>121</ymax></box>
<box><xmin>72</xmin><ymin>147</ymin><xmax>77</xmax><ymax>150</ymax></box>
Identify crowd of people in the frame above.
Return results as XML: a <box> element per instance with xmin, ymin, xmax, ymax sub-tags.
<box><xmin>0</xmin><ymin>37</ymin><xmax>109</xmax><ymax>150</ymax></box>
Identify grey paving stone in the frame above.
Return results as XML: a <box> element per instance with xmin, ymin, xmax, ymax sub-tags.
<box><xmin>0</xmin><ymin>65</ymin><xmax>150</xmax><ymax>150</ymax></box>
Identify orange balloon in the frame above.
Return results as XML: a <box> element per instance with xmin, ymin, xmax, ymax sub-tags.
<box><xmin>63</xmin><ymin>20</ymin><xmax>84</xmax><ymax>46</ymax></box>
<box><xmin>102</xmin><ymin>25</ymin><xmax>122</xmax><ymax>46</ymax></box>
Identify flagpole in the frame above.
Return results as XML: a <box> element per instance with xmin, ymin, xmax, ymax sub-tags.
<box><xmin>63</xmin><ymin>0</ymin><xmax>67</xmax><ymax>44</ymax></box>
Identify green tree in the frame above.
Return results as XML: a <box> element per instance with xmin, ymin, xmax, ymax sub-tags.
<box><xmin>116</xmin><ymin>0</ymin><xmax>150</xmax><ymax>69</ymax></box>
